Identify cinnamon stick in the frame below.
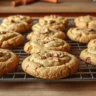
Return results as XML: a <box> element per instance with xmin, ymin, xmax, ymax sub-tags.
<box><xmin>22</xmin><ymin>0</ymin><xmax>36</xmax><ymax>5</ymax></box>
<box><xmin>40</xmin><ymin>0</ymin><xmax>58</xmax><ymax>3</ymax></box>
<box><xmin>11</xmin><ymin>0</ymin><xmax>22</xmax><ymax>7</ymax></box>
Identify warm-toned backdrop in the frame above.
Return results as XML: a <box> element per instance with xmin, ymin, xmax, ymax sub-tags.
<box><xmin>0</xmin><ymin>0</ymin><xmax>96</xmax><ymax>13</ymax></box>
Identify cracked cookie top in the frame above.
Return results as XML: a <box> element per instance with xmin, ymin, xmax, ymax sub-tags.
<box><xmin>1</xmin><ymin>21</ymin><xmax>30</xmax><ymax>33</ymax></box>
<box><xmin>0</xmin><ymin>30</ymin><xmax>24</xmax><ymax>49</ymax></box>
<box><xmin>0</xmin><ymin>49</ymin><xmax>19</xmax><ymax>76</ymax></box>
<box><xmin>88</xmin><ymin>39</ymin><xmax>96</xmax><ymax>54</ymax></box>
<box><xmin>3</xmin><ymin>15</ymin><xmax>32</xmax><ymax>24</ymax></box>
<box><xmin>24</xmin><ymin>37</ymin><xmax>70</xmax><ymax>54</ymax></box>
<box><xmin>22</xmin><ymin>50</ymin><xmax>79</xmax><ymax>79</ymax></box>
<box><xmin>75</xmin><ymin>15</ymin><xmax>96</xmax><ymax>30</ymax></box>
<box><xmin>39</xmin><ymin>15</ymin><xmax>68</xmax><ymax>25</ymax></box>
<box><xmin>27</xmin><ymin>28</ymin><xmax>66</xmax><ymax>40</ymax></box>
<box><xmin>67</xmin><ymin>28</ymin><xmax>96</xmax><ymax>43</ymax></box>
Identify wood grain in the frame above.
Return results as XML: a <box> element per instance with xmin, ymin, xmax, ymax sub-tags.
<box><xmin>0</xmin><ymin>0</ymin><xmax>96</xmax><ymax>13</ymax></box>
<box><xmin>0</xmin><ymin>82</ymin><xmax>96</xmax><ymax>96</ymax></box>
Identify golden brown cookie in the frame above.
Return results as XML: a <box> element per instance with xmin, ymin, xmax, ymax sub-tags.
<box><xmin>0</xmin><ymin>30</ymin><xmax>24</xmax><ymax>49</ymax></box>
<box><xmin>0</xmin><ymin>25</ymin><xmax>8</xmax><ymax>32</ymax></box>
<box><xmin>67</xmin><ymin>28</ymin><xmax>96</xmax><ymax>43</ymax></box>
<box><xmin>22</xmin><ymin>50</ymin><xmax>79</xmax><ymax>79</ymax></box>
<box><xmin>39</xmin><ymin>15</ymin><xmax>68</xmax><ymax>26</ymax></box>
<box><xmin>87</xmin><ymin>39</ymin><xmax>96</xmax><ymax>54</ymax></box>
<box><xmin>3</xmin><ymin>15</ymin><xmax>32</xmax><ymax>24</ymax></box>
<box><xmin>80</xmin><ymin>39</ymin><xmax>96</xmax><ymax>65</ymax></box>
<box><xmin>27</xmin><ymin>28</ymin><xmax>66</xmax><ymax>40</ymax></box>
<box><xmin>1</xmin><ymin>21</ymin><xmax>30</xmax><ymax>33</ymax></box>
<box><xmin>32</xmin><ymin>23</ymin><xmax>65</xmax><ymax>32</ymax></box>
<box><xmin>24</xmin><ymin>37</ymin><xmax>71</xmax><ymax>54</ymax></box>
<box><xmin>0</xmin><ymin>49</ymin><xmax>19</xmax><ymax>76</ymax></box>
<box><xmin>33</xmin><ymin>15</ymin><xmax>69</xmax><ymax>32</ymax></box>
<box><xmin>75</xmin><ymin>15</ymin><xmax>96</xmax><ymax>30</ymax></box>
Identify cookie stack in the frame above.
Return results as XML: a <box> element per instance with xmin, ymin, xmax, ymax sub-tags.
<box><xmin>0</xmin><ymin>15</ymin><xmax>32</xmax><ymax>76</ymax></box>
<box><xmin>67</xmin><ymin>15</ymin><xmax>96</xmax><ymax>43</ymax></box>
<box><xmin>22</xmin><ymin>15</ymin><xmax>79</xmax><ymax>79</ymax></box>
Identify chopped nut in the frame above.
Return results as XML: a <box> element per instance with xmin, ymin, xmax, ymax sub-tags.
<box><xmin>11</xmin><ymin>20</ymin><xmax>15</xmax><ymax>23</ymax></box>
<box><xmin>41</xmin><ymin>28</ymin><xmax>49</xmax><ymax>33</ymax></box>
<box><xmin>94</xmin><ymin>40</ymin><xmax>96</xmax><ymax>43</ymax></box>
<box><xmin>59</xmin><ymin>52</ymin><xmax>64</xmax><ymax>58</ymax></box>
<box><xmin>86</xmin><ymin>57</ymin><xmax>91</xmax><ymax>63</ymax></box>
<box><xmin>1</xmin><ymin>31</ymin><xmax>6</xmax><ymax>34</ymax></box>
<box><xmin>28</xmin><ymin>46</ymin><xmax>32</xmax><ymax>51</ymax></box>
<box><xmin>41</xmin><ymin>56</ymin><xmax>46</xmax><ymax>59</ymax></box>
<box><xmin>53</xmin><ymin>53</ymin><xmax>58</xmax><ymax>57</ymax></box>
<box><xmin>48</xmin><ymin>53</ymin><xmax>53</xmax><ymax>57</ymax></box>
<box><xmin>47</xmin><ymin>37</ymin><xmax>53</xmax><ymax>41</ymax></box>
<box><xmin>30</xmin><ymin>57</ymin><xmax>33</xmax><ymax>61</ymax></box>
<box><xmin>53</xmin><ymin>57</ymin><xmax>59</xmax><ymax>61</ymax></box>
<box><xmin>19</xmin><ymin>15</ymin><xmax>24</xmax><ymax>19</ymax></box>
<box><xmin>0</xmin><ymin>36</ymin><xmax>3</xmax><ymax>41</ymax></box>
<box><xmin>42</xmin><ymin>40</ymin><xmax>48</xmax><ymax>44</ymax></box>
<box><xmin>48</xmin><ymin>20</ymin><xmax>56</xmax><ymax>24</ymax></box>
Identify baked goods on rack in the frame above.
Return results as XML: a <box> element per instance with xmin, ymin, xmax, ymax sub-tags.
<box><xmin>0</xmin><ymin>15</ymin><xmax>82</xmax><ymax>80</ymax></box>
<box><xmin>39</xmin><ymin>15</ymin><xmax>68</xmax><ymax>27</ymax></box>
<box><xmin>75</xmin><ymin>15</ymin><xmax>96</xmax><ymax>30</ymax></box>
<box><xmin>80</xmin><ymin>39</ymin><xmax>96</xmax><ymax>65</ymax></box>
<box><xmin>67</xmin><ymin>28</ymin><xmax>96</xmax><ymax>43</ymax></box>
<box><xmin>0</xmin><ymin>49</ymin><xmax>19</xmax><ymax>76</ymax></box>
<box><xmin>32</xmin><ymin>22</ymin><xmax>66</xmax><ymax>32</ymax></box>
<box><xmin>0</xmin><ymin>15</ymin><xmax>32</xmax><ymax>33</ymax></box>
<box><xmin>32</xmin><ymin>15</ymin><xmax>68</xmax><ymax>31</ymax></box>
<box><xmin>27</xmin><ymin>28</ymin><xmax>66</xmax><ymax>40</ymax></box>
<box><xmin>1</xmin><ymin>21</ymin><xmax>30</xmax><ymax>33</ymax></box>
<box><xmin>3</xmin><ymin>15</ymin><xmax>32</xmax><ymax>24</ymax></box>
<box><xmin>22</xmin><ymin>50</ymin><xmax>79</xmax><ymax>79</ymax></box>
<box><xmin>22</xmin><ymin>15</ymin><xmax>80</xmax><ymax>79</ymax></box>
<box><xmin>24</xmin><ymin>37</ymin><xmax>70</xmax><ymax>54</ymax></box>
<box><xmin>0</xmin><ymin>30</ymin><xmax>24</xmax><ymax>49</ymax></box>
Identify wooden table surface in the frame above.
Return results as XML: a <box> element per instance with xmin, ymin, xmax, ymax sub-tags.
<box><xmin>1</xmin><ymin>13</ymin><xmax>96</xmax><ymax>17</ymax></box>
<box><xmin>0</xmin><ymin>0</ymin><xmax>96</xmax><ymax>13</ymax></box>
<box><xmin>0</xmin><ymin>82</ymin><xmax>96</xmax><ymax>96</ymax></box>
<box><xmin>0</xmin><ymin>13</ymin><xmax>96</xmax><ymax>96</ymax></box>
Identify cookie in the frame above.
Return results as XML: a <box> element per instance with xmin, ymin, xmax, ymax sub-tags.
<box><xmin>3</xmin><ymin>15</ymin><xmax>32</xmax><ymax>24</ymax></box>
<box><xmin>34</xmin><ymin>15</ymin><xmax>69</xmax><ymax>32</ymax></box>
<box><xmin>1</xmin><ymin>21</ymin><xmax>30</xmax><ymax>33</ymax></box>
<box><xmin>87</xmin><ymin>39</ymin><xmax>96</xmax><ymax>54</ymax></box>
<box><xmin>67</xmin><ymin>28</ymin><xmax>96</xmax><ymax>43</ymax></box>
<box><xmin>0</xmin><ymin>30</ymin><xmax>24</xmax><ymax>49</ymax></box>
<box><xmin>32</xmin><ymin>22</ymin><xmax>65</xmax><ymax>32</ymax></box>
<box><xmin>24</xmin><ymin>37</ymin><xmax>71</xmax><ymax>54</ymax></box>
<box><xmin>80</xmin><ymin>39</ymin><xmax>96</xmax><ymax>65</ymax></box>
<box><xmin>0</xmin><ymin>49</ymin><xmax>19</xmax><ymax>76</ymax></box>
<box><xmin>39</xmin><ymin>15</ymin><xmax>68</xmax><ymax>26</ymax></box>
<box><xmin>22</xmin><ymin>50</ymin><xmax>79</xmax><ymax>79</ymax></box>
<box><xmin>27</xmin><ymin>28</ymin><xmax>66</xmax><ymax>40</ymax></box>
<box><xmin>0</xmin><ymin>25</ymin><xmax>8</xmax><ymax>32</ymax></box>
<box><xmin>80</xmin><ymin>49</ymin><xmax>96</xmax><ymax>66</ymax></box>
<box><xmin>75</xmin><ymin>15</ymin><xmax>96</xmax><ymax>30</ymax></box>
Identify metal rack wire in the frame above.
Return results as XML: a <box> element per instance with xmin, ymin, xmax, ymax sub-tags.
<box><xmin>0</xmin><ymin>18</ymin><xmax>96</xmax><ymax>82</ymax></box>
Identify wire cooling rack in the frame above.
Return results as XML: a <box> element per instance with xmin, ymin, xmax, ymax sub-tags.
<box><xmin>0</xmin><ymin>18</ymin><xmax>96</xmax><ymax>82</ymax></box>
